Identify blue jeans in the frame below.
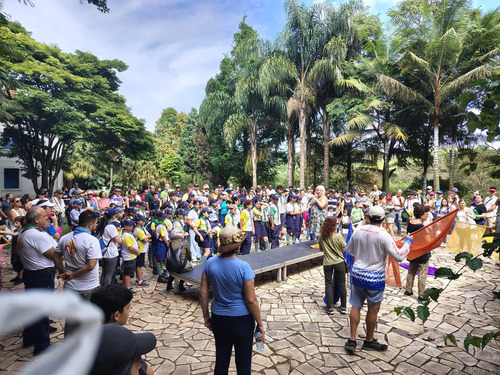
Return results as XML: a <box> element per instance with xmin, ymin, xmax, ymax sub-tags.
<box><xmin>394</xmin><ymin>210</ymin><xmax>402</xmax><ymax>231</ymax></box>
<box><xmin>23</xmin><ymin>267</ymin><xmax>55</xmax><ymax>354</ymax></box>
<box><xmin>189</xmin><ymin>229</ymin><xmax>201</xmax><ymax>260</ymax></box>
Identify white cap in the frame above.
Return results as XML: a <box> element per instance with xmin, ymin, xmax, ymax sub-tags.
<box><xmin>37</xmin><ymin>201</ymin><xmax>55</xmax><ymax>208</ymax></box>
<box><xmin>368</xmin><ymin>206</ymin><xmax>385</xmax><ymax>220</ymax></box>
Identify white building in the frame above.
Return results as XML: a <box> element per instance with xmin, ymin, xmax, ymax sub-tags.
<box><xmin>1</xmin><ymin>124</ymin><xmax>63</xmax><ymax>197</ymax></box>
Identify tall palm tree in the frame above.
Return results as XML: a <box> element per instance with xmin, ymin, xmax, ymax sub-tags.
<box><xmin>383</xmin><ymin>0</ymin><xmax>494</xmax><ymax>191</ymax></box>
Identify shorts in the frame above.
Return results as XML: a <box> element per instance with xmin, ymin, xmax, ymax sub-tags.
<box><xmin>384</xmin><ymin>216</ymin><xmax>395</xmax><ymax>224</ymax></box>
<box><xmin>157</xmin><ymin>242</ymin><xmax>167</xmax><ymax>261</ymax></box>
<box><xmin>485</xmin><ymin>217</ymin><xmax>496</xmax><ymax>228</ymax></box>
<box><xmin>349</xmin><ymin>285</ymin><xmax>384</xmax><ymax>308</ymax></box>
<box><xmin>150</xmin><ymin>242</ymin><xmax>158</xmax><ymax>256</ymax></box>
<box><xmin>136</xmin><ymin>253</ymin><xmax>145</xmax><ymax>268</ymax></box>
<box><xmin>123</xmin><ymin>259</ymin><xmax>136</xmax><ymax>277</ymax></box>
<box><xmin>196</xmin><ymin>231</ymin><xmax>211</xmax><ymax>249</ymax></box>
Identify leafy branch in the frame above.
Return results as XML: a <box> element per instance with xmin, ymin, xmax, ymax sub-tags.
<box><xmin>394</xmin><ymin>232</ymin><xmax>500</xmax><ymax>352</ymax></box>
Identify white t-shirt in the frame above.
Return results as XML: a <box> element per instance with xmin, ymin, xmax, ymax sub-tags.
<box><xmin>56</xmin><ymin>231</ymin><xmax>102</xmax><ymax>291</ymax></box>
<box><xmin>484</xmin><ymin>195</ymin><xmax>497</xmax><ymax>218</ymax></box>
<box><xmin>300</xmin><ymin>196</ymin><xmax>309</xmax><ymax>212</ymax></box>
<box><xmin>102</xmin><ymin>224</ymin><xmax>120</xmax><ymax>258</ymax></box>
<box><xmin>18</xmin><ymin>228</ymin><xmax>57</xmax><ymax>270</ymax></box>
<box><xmin>121</xmin><ymin>232</ymin><xmax>138</xmax><ymax>261</ymax></box>
<box><xmin>347</xmin><ymin>224</ymin><xmax>411</xmax><ymax>272</ymax></box>
<box><xmin>187</xmin><ymin>209</ymin><xmax>199</xmax><ymax>224</ymax></box>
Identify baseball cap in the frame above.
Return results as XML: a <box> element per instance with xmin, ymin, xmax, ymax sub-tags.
<box><xmin>368</xmin><ymin>206</ymin><xmax>385</xmax><ymax>220</ymax></box>
<box><xmin>270</xmin><ymin>194</ymin><xmax>279</xmax><ymax>200</ymax></box>
<box><xmin>437</xmin><ymin>190</ymin><xmax>443</xmax><ymax>194</ymax></box>
<box><xmin>89</xmin><ymin>323</ymin><xmax>156</xmax><ymax>375</ymax></box>
<box><xmin>54</xmin><ymin>189</ymin><xmax>63</xmax><ymax>194</ymax></box>
<box><xmin>188</xmin><ymin>192</ymin><xmax>195</xmax><ymax>197</ymax></box>
<box><xmin>489</xmin><ymin>187</ymin><xmax>497</xmax><ymax>192</ymax></box>
<box><xmin>104</xmin><ymin>207</ymin><xmax>119</xmax><ymax>218</ymax></box>
<box><xmin>203</xmin><ymin>184</ymin><xmax>209</xmax><ymax>189</ymax></box>
<box><xmin>122</xmin><ymin>218</ymin><xmax>135</xmax><ymax>226</ymax></box>
<box><xmin>429</xmin><ymin>191</ymin><xmax>435</xmax><ymax>196</ymax></box>
<box><xmin>210</xmin><ymin>198</ymin><xmax>218</xmax><ymax>204</ymax></box>
<box><xmin>129</xmin><ymin>207</ymin><xmax>138</xmax><ymax>213</ymax></box>
<box><xmin>452</xmin><ymin>187</ymin><xmax>459</xmax><ymax>193</ymax></box>
<box><xmin>409</xmin><ymin>190</ymin><xmax>416</xmax><ymax>195</ymax></box>
<box><xmin>38</xmin><ymin>188</ymin><xmax>48</xmax><ymax>195</ymax></box>
<box><xmin>426</xmin><ymin>186</ymin><xmax>432</xmax><ymax>190</ymax></box>
<box><xmin>385</xmin><ymin>195</ymin><xmax>392</xmax><ymax>200</ymax></box>
<box><xmin>73</xmin><ymin>199</ymin><xmax>83</xmax><ymax>205</ymax></box>
<box><xmin>157</xmin><ymin>211</ymin><xmax>167</xmax><ymax>218</ymax></box>
<box><xmin>200</xmin><ymin>207</ymin><xmax>210</xmax><ymax>214</ymax></box>
<box><xmin>136</xmin><ymin>214</ymin><xmax>147</xmax><ymax>222</ymax></box>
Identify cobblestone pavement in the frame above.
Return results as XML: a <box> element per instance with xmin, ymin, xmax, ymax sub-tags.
<box><xmin>1</xmin><ymin>243</ymin><xmax>499</xmax><ymax>374</ymax></box>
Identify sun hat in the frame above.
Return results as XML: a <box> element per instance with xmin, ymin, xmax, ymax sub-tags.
<box><xmin>218</xmin><ymin>226</ymin><xmax>247</xmax><ymax>254</ymax></box>
<box><xmin>89</xmin><ymin>323</ymin><xmax>156</xmax><ymax>375</ymax></box>
<box><xmin>368</xmin><ymin>206</ymin><xmax>386</xmax><ymax>220</ymax></box>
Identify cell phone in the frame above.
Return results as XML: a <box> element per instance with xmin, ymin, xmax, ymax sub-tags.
<box><xmin>47</xmin><ymin>212</ymin><xmax>54</xmax><ymax>218</ymax></box>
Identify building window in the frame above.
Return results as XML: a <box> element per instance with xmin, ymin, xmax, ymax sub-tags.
<box><xmin>4</xmin><ymin>168</ymin><xmax>20</xmax><ymax>189</ymax></box>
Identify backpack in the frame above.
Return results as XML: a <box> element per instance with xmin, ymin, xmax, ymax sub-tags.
<box><xmin>145</xmin><ymin>220</ymin><xmax>158</xmax><ymax>245</ymax></box>
<box><xmin>94</xmin><ymin>223</ymin><xmax>113</xmax><ymax>255</ymax></box>
<box><xmin>166</xmin><ymin>239</ymin><xmax>188</xmax><ymax>273</ymax></box>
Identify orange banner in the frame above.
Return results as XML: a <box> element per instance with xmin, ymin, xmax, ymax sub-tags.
<box><xmin>396</xmin><ymin>209</ymin><xmax>458</xmax><ymax>261</ymax></box>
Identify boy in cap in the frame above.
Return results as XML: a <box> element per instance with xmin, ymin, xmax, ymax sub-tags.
<box><xmin>70</xmin><ymin>198</ymin><xmax>84</xmax><ymax>231</ymax></box>
<box><xmin>121</xmin><ymin>218</ymin><xmax>139</xmax><ymax>292</ymax></box>
<box><xmin>134</xmin><ymin>214</ymin><xmax>150</xmax><ymax>287</ymax></box>
<box><xmin>155</xmin><ymin>211</ymin><xmax>170</xmax><ymax>283</ymax></box>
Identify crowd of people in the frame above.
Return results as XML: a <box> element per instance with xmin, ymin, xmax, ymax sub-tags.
<box><xmin>0</xmin><ymin>181</ymin><xmax>498</xmax><ymax>374</ymax></box>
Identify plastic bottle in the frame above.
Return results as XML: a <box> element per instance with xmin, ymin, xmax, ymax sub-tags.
<box><xmin>255</xmin><ymin>327</ymin><xmax>264</xmax><ymax>352</ymax></box>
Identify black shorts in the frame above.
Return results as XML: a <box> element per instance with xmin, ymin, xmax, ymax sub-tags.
<box><xmin>11</xmin><ymin>252</ymin><xmax>24</xmax><ymax>273</ymax></box>
<box><xmin>123</xmin><ymin>259</ymin><xmax>136</xmax><ymax>277</ymax></box>
<box><xmin>136</xmin><ymin>253</ymin><xmax>145</xmax><ymax>268</ymax></box>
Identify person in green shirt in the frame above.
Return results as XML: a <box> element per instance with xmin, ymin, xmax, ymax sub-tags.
<box><xmin>318</xmin><ymin>216</ymin><xmax>347</xmax><ymax>315</ymax></box>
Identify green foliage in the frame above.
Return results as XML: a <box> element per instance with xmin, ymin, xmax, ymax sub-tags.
<box><xmin>416</xmin><ymin>305</ymin><xmax>430</xmax><ymax>323</ymax></box>
<box><xmin>0</xmin><ymin>21</ymin><xmax>152</xmax><ymax>193</ymax></box>
<box><xmin>402</xmin><ymin>307</ymin><xmax>415</xmax><ymax>322</ymax></box>
<box><xmin>444</xmin><ymin>334</ymin><xmax>457</xmax><ymax>346</ymax></box>
<box><xmin>434</xmin><ymin>267</ymin><xmax>461</xmax><ymax>280</ymax></box>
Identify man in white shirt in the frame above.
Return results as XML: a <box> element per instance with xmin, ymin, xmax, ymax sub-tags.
<box><xmin>345</xmin><ymin>206</ymin><xmax>413</xmax><ymax>354</ymax></box>
<box><xmin>55</xmin><ymin>210</ymin><xmax>102</xmax><ymax>336</ymax></box>
<box><xmin>18</xmin><ymin>207</ymin><xmax>60</xmax><ymax>356</ymax></box>
<box><xmin>484</xmin><ymin>187</ymin><xmax>497</xmax><ymax>233</ymax></box>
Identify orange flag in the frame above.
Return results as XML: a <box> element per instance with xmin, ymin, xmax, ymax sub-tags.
<box><xmin>386</xmin><ymin>209</ymin><xmax>459</xmax><ymax>287</ymax></box>
<box><xmin>396</xmin><ymin>209</ymin><xmax>458</xmax><ymax>260</ymax></box>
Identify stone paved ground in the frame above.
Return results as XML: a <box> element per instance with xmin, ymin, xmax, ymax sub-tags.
<box><xmin>1</xmin><ymin>242</ymin><xmax>499</xmax><ymax>374</ymax></box>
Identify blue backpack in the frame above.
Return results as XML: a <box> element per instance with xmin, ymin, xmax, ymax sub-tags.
<box><xmin>94</xmin><ymin>223</ymin><xmax>113</xmax><ymax>255</ymax></box>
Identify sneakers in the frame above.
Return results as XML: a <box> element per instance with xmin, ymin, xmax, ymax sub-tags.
<box><xmin>345</xmin><ymin>339</ymin><xmax>357</xmax><ymax>353</ymax></box>
<box><xmin>337</xmin><ymin>306</ymin><xmax>347</xmax><ymax>314</ymax></box>
<box><xmin>157</xmin><ymin>275</ymin><xmax>168</xmax><ymax>283</ymax></box>
<box><xmin>417</xmin><ymin>296</ymin><xmax>429</xmax><ymax>303</ymax></box>
<box><xmin>137</xmin><ymin>280</ymin><xmax>149</xmax><ymax>287</ymax></box>
<box><xmin>362</xmin><ymin>339</ymin><xmax>388</xmax><ymax>351</ymax></box>
<box><xmin>13</xmin><ymin>278</ymin><xmax>24</xmax><ymax>285</ymax></box>
<box><xmin>321</xmin><ymin>306</ymin><xmax>334</xmax><ymax>315</ymax></box>
<box><xmin>404</xmin><ymin>291</ymin><xmax>413</xmax><ymax>296</ymax></box>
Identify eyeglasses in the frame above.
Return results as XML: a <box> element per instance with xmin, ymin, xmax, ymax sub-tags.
<box><xmin>14</xmin><ymin>200</ymin><xmax>21</xmax><ymax>203</ymax></box>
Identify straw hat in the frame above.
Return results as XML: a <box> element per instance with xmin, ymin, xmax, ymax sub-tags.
<box><xmin>218</xmin><ymin>226</ymin><xmax>247</xmax><ymax>254</ymax></box>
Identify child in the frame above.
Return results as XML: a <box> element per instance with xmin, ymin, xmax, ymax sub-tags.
<box><xmin>134</xmin><ymin>214</ymin><xmax>150</xmax><ymax>287</ymax></box>
<box><xmin>155</xmin><ymin>211</ymin><xmax>169</xmax><ymax>283</ymax></box>
<box><xmin>4</xmin><ymin>216</ymin><xmax>23</xmax><ymax>285</ymax></box>
<box><xmin>121</xmin><ymin>218</ymin><xmax>139</xmax><ymax>292</ymax></box>
<box><xmin>239</xmin><ymin>200</ymin><xmax>254</xmax><ymax>255</ymax></box>
<box><xmin>340</xmin><ymin>209</ymin><xmax>350</xmax><ymax>239</ymax></box>
<box><xmin>225</xmin><ymin>204</ymin><xmax>238</xmax><ymax>227</ymax></box>
<box><xmin>269</xmin><ymin>194</ymin><xmax>281</xmax><ymax>249</ymax></box>
<box><xmin>195</xmin><ymin>207</ymin><xmax>212</xmax><ymax>264</ymax></box>
<box><xmin>252</xmin><ymin>198</ymin><xmax>269</xmax><ymax>251</ymax></box>
<box><xmin>286</xmin><ymin>195</ymin><xmax>300</xmax><ymax>245</ymax></box>
<box><xmin>350</xmin><ymin>201</ymin><xmax>364</xmax><ymax>229</ymax></box>
<box><xmin>89</xmin><ymin>284</ymin><xmax>154</xmax><ymax>375</ymax></box>
<box><xmin>326</xmin><ymin>205</ymin><xmax>336</xmax><ymax>217</ymax></box>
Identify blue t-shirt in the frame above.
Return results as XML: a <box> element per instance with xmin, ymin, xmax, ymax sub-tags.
<box><xmin>202</xmin><ymin>256</ymin><xmax>254</xmax><ymax>316</ymax></box>
<box><xmin>46</xmin><ymin>223</ymin><xmax>57</xmax><ymax>236</ymax></box>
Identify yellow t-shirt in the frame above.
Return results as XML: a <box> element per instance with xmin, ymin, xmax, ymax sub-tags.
<box><xmin>134</xmin><ymin>227</ymin><xmax>147</xmax><ymax>254</ymax></box>
<box><xmin>196</xmin><ymin>217</ymin><xmax>210</xmax><ymax>231</ymax></box>
<box><xmin>121</xmin><ymin>232</ymin><xmax>137</xmax><ymax>261</ymax></box>
<box><xmin>241</xmin><ymin>209</ymin><xmax>253</xmax><ymax>232</ymax></box>
<box><xmin>225</xmin><ymin>213</ymin><xmax>237</xmax><ymax>227</ymax></box>
<box><xmin>157</xmin><ymin>224</ymin><xmax>168</xmax><ymax>242</ymax></box>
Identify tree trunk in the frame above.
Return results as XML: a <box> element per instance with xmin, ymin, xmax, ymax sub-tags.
<box><xmin>306</xmin><ymin>119</ymin><xmax>311</xmax><ymax>188</ymax></box>
<box><xmin>347</xmin><ymin>146</ymin><xmax>352</xmax><ymax>191</ymax></box>
<box><xmin>287</xmin><ymin>121</ymin><xmax>295</xmax><ymax>187</ymax></box>
<box><xmin>382</xmin><ymin>136</ymin><xmax>390</xmax><ymax>193</ymax></box>
<box><xmin>299</xmin><ymin>100</ymin><xmax>307</xmax><ymax>189</ymax></box>
<box><xmin>251</xmin><ymin>119</ymin><xmax>258</xmax><ymax>189</ymax></box>
<box><xmin>322</xmin><ymin>109</ymin><xmax>329</xmax><ymax>187</ymax></box>
<box><xmin>449</xmin><ymin>125</ymin><xmax>457</xmax><ymax>190</ymax></box>
<box><xmin>432</xmin><ymin>115</ymin><xmax>440</xmax><ymax>191</ymax></box>
<box><xmin>109</xmin><ymin>156</ymin><xmax>116</xmax><ymax>190</ymax></box>
<box><xmin>422</xmin><ymin>126</ymin><xmax>430</xmax><ymax>192</ymax></box>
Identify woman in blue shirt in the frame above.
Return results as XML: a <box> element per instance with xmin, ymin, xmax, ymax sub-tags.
<box><xmin>200</xmin><ymin>226</ymin><xmax>264</xmax><ymax>375</ymax></box>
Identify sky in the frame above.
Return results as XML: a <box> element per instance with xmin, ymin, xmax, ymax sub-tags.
<box><xmin>3</xmin><ymin>0</ymin><xmax>496</xmax><ymax>131</ymax></box>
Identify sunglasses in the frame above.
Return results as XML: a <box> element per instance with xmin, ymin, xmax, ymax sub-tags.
<box><xmin>14</xmin><ymin>200</ymin><xmax>21</xmax><ymax>203</ymax></box>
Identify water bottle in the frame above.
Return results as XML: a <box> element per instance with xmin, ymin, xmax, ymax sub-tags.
<box><xmin>255</xmin><ymin>327</ymin><xmax>264</xmax><ymax>352</ymax></box>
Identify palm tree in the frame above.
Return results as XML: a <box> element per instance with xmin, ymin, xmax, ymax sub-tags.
<box><xmin>382</xmin><ymin>0</ymin><xmax>495</xmax><ymax>191</ymax></box>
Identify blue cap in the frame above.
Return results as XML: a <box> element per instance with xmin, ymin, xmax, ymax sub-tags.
<box><xmin>111</xmin><ymin>220</ymin><xmax>121</xmax><ymax>227</ymax></box>
<box><xmin>157</xmin><ymin>211</ymin><xmax>167</xmax><ymax>218</ymax></box>
<box><xmin>176</xmin><ymin>208</ymin><xmax>187</xmax><ymax>216</ymax></box>
<box><xmin>129</xmin><ymin>207</ymin><xmax>138</xmax><ymax>213</ymax></box>
<box><xmin>105</xmin><ymin>207</ymin><xmax>119</xmax><ymax>218</ymax></box>
<box><xmin>136</xmin><ymin>214</ymin><xmax>147</xmax><ymax>222</ymax></box>
<box><xmin>200</xmin><ymin>207</ymin><xmax>210</xmax><ymax>214</ymax></box>
<box><xmin>210</xmin><ymin>198</ymin><xmax>218</xmax><ymax>204</ymax></box>
<box><xmin>73</xmin><ymin>199</ymin><xmax>83</xmax><ymax>204</ymax></box>
<box><xmin>437</xmin><ymin>190</ymin><xmax>444</xmax><ymax>194</ymax></box>
<box><xmin>122</xmin><ymin>218</ymin><xmax>135</xmax><ymax>226</ymax></box>
<box><xmin>252</xmin><ymin>197</ymin><xmax>260</xmax><ymax>203</ymax></box>
<box><xmin>270</xmin><ymin>194</ymin><xmax>279</xmax><ymax>200</ymax></box>
<box><xmin>188</xmin><ymin>192</ymin><xmax>195</xmax><ymax>197</ymax></box>
<box><xmin>166</xmin><ymin>209</ymin><xmax>174</xmax><ymax>215</ymax></box>
<box><xmin>139</xmin><ymin>201</ymin><xmax>146</xmax><ymax>207</ymax></box>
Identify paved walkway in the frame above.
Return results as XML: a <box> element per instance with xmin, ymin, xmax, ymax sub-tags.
<box><xmin>1</xmin><ymin>244</ymin><xmax>499</xmax><ymax>374</ymax></box>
